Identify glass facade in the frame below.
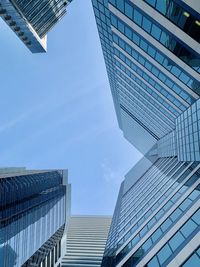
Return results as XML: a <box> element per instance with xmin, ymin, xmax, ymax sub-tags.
<box><xmin>14</xmin><ymin>0</ymin><xmax>71</xmax><ymax>38</ymax></box>
<box><xmin>0</xmin><ymin>0</ymin><xmax>72</xmax><ymax>52</ymax></box>
<box><xmin>176</xmin><ymin>99</ymin><xmax>200</xmax><ymax>161</ymax></box>
<box><xmin>181</xmin><ymin>246</ymin><xmax>200</xmax><ymax>267</ymax></box>
<box><xmin>92</xmin><ymin>0</ymin><xmax>200</xmax><ymax>266</ymax></box>
<box><xmin>143</xmin><ymin>0</ymin><xmax>200</xmax><ymax>43</ymax></box>
<box><xmin>99</xmin><ymin>158</ymin><xmax>200</xmax><ymax>267</ymax></box>
<box><xmin>157</xmin><ymin>130</ymin><xmax>177</xmax><ymax>157</ymax></box>
<box><xmin>110</xmin><ymin>0</ymin><xmax>200</xmax><ymax>74</ymax></box>
<box><xmin>0</xmin><ymin>169</ymin><xmax>70</xmax><ymax>267</ymax></box>
<box><xmin>92</xmin><ymin>0</ymin><xmax>200</xmax><ymax>155</ymax></box>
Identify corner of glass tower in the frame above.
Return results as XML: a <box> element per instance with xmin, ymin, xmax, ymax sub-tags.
<box><xmin>92</xmin><ymin>0</ymin><xmax>200</xmax><ymax>266</ymax></box>
<box><xmin>0</xmin><ymin>0</ymin><xmax>73</xmax><ymax>53</ymax></box>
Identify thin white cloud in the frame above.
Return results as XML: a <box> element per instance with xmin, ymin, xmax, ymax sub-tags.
<box><xmin>0</xmin><ymin>113</ymin><xmax>27</xmax><ymax>133</ymax></box>
<box><xmin>101</xmin><ymin>159</ymin><xmax>123</xmax><ymax>186</ymax></box>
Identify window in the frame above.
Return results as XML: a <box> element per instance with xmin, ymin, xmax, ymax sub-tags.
<box><xmin>116</xmin><ymin>0</ymin><xmax>124</xmax><ymax>12</ymax></box>
<box><xmin>179</xmin><ymin>198</ymin><xmax>192</xmax><ymax>211</ymax></box>
<box><xmin>151</xmin><ymin>228</ymin><xmax>162</xmax><ymax>243</ymax></box>
<box><xmin>180</xmin><ymin>220</ymin><xmax>197</xmax><ymax>238</ymax></box>
<box><xmin>182</xmin><ymin>254</ymin><xmax>200</xmax><ymax>267</ymax></box>
<box><xmin>143</xmin><ymin>238</ymin><xmax>153</xmax><ymax>252</ymax></box>
<box><xmin>191</xmin><ymin>209</ymin><xmax>200</xmax><ymax>225</ymax></box>
<box><xmin>147</xmin><ymin>256</ymin><xmax>159</xmax><ymax>267</ymax></box>
<box><xmin>170</xmin><ymin>208</ymin><xmax>182</xmax><ymax>222</ymax></box>
<box><xmin>169</xmin><ymin>232</ymin><xmax>185</xmax><ymax>251</ymax></box>
<box><xmin>151</xmin><ymin>24</ymin><xmax>161</xmax><ymax>39</ymax></box>
<box><xmin>134</xmin><ymin>9</ymin><xmax>142</xmax><ymax>26</ymax></box>
<box><xmin>161</xmin><ymin>218</ymin><xmax>172</xmax><ymax>232</ymax></box>
<box><xmin>156</xmin><ymin>1</ymin><xmax>168</xmax><ymax>15</ymax></box>
<box><xmin>157</xmin><ymin>244</ymin><xmax>172</xmax><ymax>265</ymax></box>
<box><xmin>125</xmin><ymin>2</ymin><xmax>133</xmax><ymax>19</ymax></box>
<box><xmin>142</xmin><ymin>17</ymin><xmax>152</xmax><ymax>32</ymax></box>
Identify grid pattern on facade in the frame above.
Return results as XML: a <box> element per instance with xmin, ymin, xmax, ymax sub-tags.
<box><xmin>62</xmin><ymin>216</ymin><xmax>111</xmax><ymax>267</ymax></box>
<box><xmin>176</xmin><ymin>99</ymin><xmax>200</xmax><ymax>161</ymax></box>
<box><xmin>157</xmin><ymin>130</ymin><xmax>177</xmax><ymax>157</ymax></box>
<box><xmin>13</xmin><ymin>0</ymin><xmax>69</xmax><ymax>37</ymax></box>
<box><xmin>0</xmin><ymin>169</ymin><xmax>68</xmax><ymax>267</ymax></box>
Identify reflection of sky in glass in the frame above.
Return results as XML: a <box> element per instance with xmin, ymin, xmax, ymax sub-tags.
<box><xmin>1</xmin><ymin>196</ymin><xmax>65</xmax><ymax>267</ymax></box>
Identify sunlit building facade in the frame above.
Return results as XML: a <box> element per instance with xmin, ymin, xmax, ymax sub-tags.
<box><xmin>0</xmin><ymin>0</ymin><xmax>72</xmax><ymax>52</ymax></box>
<box><xmin>61</xmin><ymin>216</ymin><xmax>111</xmax><ymax>267</ymax></box>
<box><xmin>92</xmin><ymin>0</ymin><xmax>200</xmax><ymax>155</ymax></box>
<box><xmin>0</xmin><ymin>168</ymin><xmax>71</xmax><ymax>267</ymax></box>
<box><xmin>92</xmin><ymin>0</ymin><xmax>200</xmax><ymax>266</ymax></box>
<box><xmin>101</xmin><ymin>157</ymin><xmax>200</xmax><ymax>267</ymax></box>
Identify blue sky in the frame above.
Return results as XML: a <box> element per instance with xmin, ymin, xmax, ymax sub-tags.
<box><xmin>0</xmin><ymin>0</ymin><xmax>142</xmax><ymax>215</ymax></box>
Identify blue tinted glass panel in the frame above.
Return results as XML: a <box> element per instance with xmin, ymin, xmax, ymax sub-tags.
<box><xmin>125</xmin><ymin>2</ymin><xmax>133</xmax><ymax>19</ymax></box>
<box><xmin>142</xmin><ymin>17</ymin><xmax>152</xmax><ymax>32</ymax></box>
<box><xmin>157</xmin><ymin>244</ymin><xmax>172</xmax><ymax>265</ymax></box>
<box><xmin>134</xmin><ymin>9</ymin><xmax>142</xmax><ymax>25</ymax></box>
<box><xmin>192</xmin><ymin>209</ymin><xmax>200</xmax><ymax>225</ymax></box>
<box><xmin>147</xmin><ymin>256</ymin><xmax>159</xmax><ymax>267</ymax></box>
<box><xmin>180</xmin><ymin>220</ymin><xmax>197</xmax><ymax>238</ymax></box>
<box><xmin>151</xmin><ymin>24</ymin><xmax>161</xmax><ymax>40</ymax></box>
<box><xmin>169</xmin><ymin>232</ymin><xmax>185</xmax><ymax>251</ymax></box>
<box><xmin>182</xmin><ymin>254</ymin><xmax>200</xmax><ymax>267</ymax></box>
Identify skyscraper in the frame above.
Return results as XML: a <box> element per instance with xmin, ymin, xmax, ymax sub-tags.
<box><xmin>92</xmin><ymin>0</ymin><xmax>200</xmax><ymax>155</ymax></box>
<box><xmin>92</xmin><ymin>0</ymin><xmax>200</xmax><ymax>266</ymax></box>
<box><xmin>0</xmin><ymin>168</ymin><xmax>71</xmax><ymax>267</ymax></box>
<box><xmin>61</xmin><ymin>216</ymin><xmax>111</xmax><ymax>267</ymax></box>
<box><xmin>0</xmin><ymin>0</ymin><xmax>72</xmax><ymax>52</ymax></box>
<box><xmin>101</xmin><ymin>157</ymin><xmax>200</xmax><ymax>267</ymax></box>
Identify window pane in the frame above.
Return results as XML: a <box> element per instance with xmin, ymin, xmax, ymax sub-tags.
<box><xmin>134</xmin><ymin>9</ymin><xmax>142</xmax><ymax>26</ymax></box>
<box><xmin>143</xmin><ymin>238</ymin><xmax>153</xmax><ymax>252</ymax></box>
<box><xmin>170</xmin><ymin>208</ymin><xmax>182</xmax><ymax>222</ymax></box>
<box><xmin>156</xmin><ymin>1</ymin><xmax>168</xmax><ymax>15</ymax></box>
<box><xmin>142</xmin><ymin>17</ymin><xmax>152</xmax><ymax>33</ymax></box>
<box><xmin>180</xmin><ymin>219</ymin><xmax>197</xmax><ymax>238</ymax></box>
<box><xmin>125</xmin><ymin>2</ymin><xmax>133</xmax><ymax>19</ymax></box>
<box><xmin>152</xmin><ymin>228</ymin><xmax>162</xmax><ymax>243</ymax></box>
<box><xmin>157</xmin><ymin>244</ymin><xmax>172</xmax><ymax>265</ymax></box>
<box><xmin>147</xmin><ymin>256</ymin><xmax>159</xmax><ymax>267</ymax></box>
<box><xmin>191</xmin><ymin>209</ymin><xmax>200</xmax><ymax>225</ymax></box>
<box><xmin>151</xmin><ymin>24</ymin><xmax>161</xmax><ymax>40</ymax></box>
<box><xmin>169</xmin><ymin>232</ymin><xmax>185</xmax><ymax>251</ymax></box>
<box><xmin>116</xmin><ymin>0</ymin><xmax>124</xmax><ymax>12</ymax></box>
<box><xmin>182</xmin><ymin>254</ymin><xmax>200</xmax><ymax>267</ymax></box>
<box><xmin>161</xmin><ymin>218</ymin><xmax>172</xmax><ymax>232</ymax></box>
<box><xmin>179</xmin><ymin>198</ymin><xmax>192</xmax><ymax>211</ymax></box>
<box><xmin>145</xmin><ymin>0</ymin><xmax>156</xmax><ymax>7</ymax></box>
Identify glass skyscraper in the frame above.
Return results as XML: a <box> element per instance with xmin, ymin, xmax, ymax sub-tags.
<box><xmin>92</xmin><ymin>0</ymin><xmax>200</xmax><ymax>266</ymax></box>
<box><xmin>0</xmin><ymin>0</ymin><xmax>72</xmax><ymax>52</ymax></box>
<box><xmin>0</xmin><ymin>168</ymin><xmax>71</xmax><ymax>267</ymax></box>
<box><xmin>92</xmin><ymin>0</ymin><xmax>200</xmax><ymax>155</ymax></box>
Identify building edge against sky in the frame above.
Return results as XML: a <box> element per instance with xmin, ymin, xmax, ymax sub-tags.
<box><xmin>0</xmin><ymin>0</ymin><xmax>72</xmax><ymax>53</ymax></box>
<box><xmin>92</xmin><ymin>0</ymin><xmax>200</xmax><ymax>156</ymax></box>
<box><xmin>0</xmin><ymin>167</ymin><xmax>71</xmax><ymax>267</ymax></box>
<box><xmin>61</xmin><ymin>216</ymin><xmax>112</xmax><ymax>267</ymax></box>
<box><xmin>92</xmin><ymin>0</ymin><xmax>200</xmax><ymax>266</ymax></box>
